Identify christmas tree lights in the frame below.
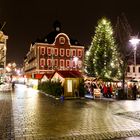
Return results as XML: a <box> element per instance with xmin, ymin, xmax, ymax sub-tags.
<box><xmin>85</xmin><ymin>17</ymin><xmax>122</xmax><ymax>81</ymax></box>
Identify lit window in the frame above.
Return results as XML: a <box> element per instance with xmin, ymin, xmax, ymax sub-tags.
<box><xmin>47</xmin><ymin>59</ymin><xmax>52</xmax><ymax>67</ymax></box>
<box><xmin>66</xmin><ymin>60</ymin><xmax>70</xmax><ymax>67</ymax></box>
<box><xmin>47</xmin><ymin>48</ymin><xmax>51</xmax><ymax>56</ymax></box>
<box><xmin>59</xmin><ymin>37</ymin><xmax>65</xmax><ymax>44</ymax></box>
<box><xmin>60</xmin><ymin>49</ymin><xmax>65</xmax><ymax>56</ymax></box>
<box><xmin>72</xmin><ymin>49</ymin><xmax>76</xmax><ymax>56</ymax></box>
<box><xmin>54</xmin><ymin>59</ymin><xmax>58</xmax><ymax>66</ymax></box>
<box><xmin>66</xmin><ymin>49</ymin><xmax>70</xmax><ymax>57</ymax></box>
<box><xmin>73</xmin><ymin>61</ymin><xmax>76</xmax><ymax>67</ymax></box>
<box><xmin>78</xmin><ymin>49</ymin><xmax>82</xmax><ymax>57</ymax></box>
<box><xmin>40</xmin><ymin>58</ymin><xmax>45</xmax><ymax>67</ymax></box>
<box><xmin>40</xmin><ymin>47</ymin><xmax>45</xmax><ymax>55</ymax></box>
<box><xmin>54</xmin><ymin>48</ymin><xmax>58</xmax><ymax>56</ymax></box>
<box><xmin>78</xmin><ymin>60</ymin><xmax>82</xmax><ymax>68</ymax></box>
<box><xmin>60</xmin><ymin>59</ymin><xmax>64</xmax><ymax>67</ymax></box>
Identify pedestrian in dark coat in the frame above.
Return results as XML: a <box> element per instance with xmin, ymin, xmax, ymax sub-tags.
<box><xmin>132</xmin><ymin>83</ymin><xmax>137</xmax><ymax>100</ymax></box>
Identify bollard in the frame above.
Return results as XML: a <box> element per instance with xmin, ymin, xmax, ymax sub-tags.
<box><xmin>60</xmin><ymin>95</ymin><xmax>64</xmax><ymax>102</ymax></box>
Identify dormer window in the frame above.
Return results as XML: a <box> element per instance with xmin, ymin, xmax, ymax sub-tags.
<box><xmin>59</xmin><ymin>37</ymin><xmax>65</xmax><ymax>45</ymax></box>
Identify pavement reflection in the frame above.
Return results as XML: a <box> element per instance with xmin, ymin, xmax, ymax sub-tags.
<box><xmin>1</xmin><ymin>84</ymin><xmax>140</xmax><ymax>139</ymax></box>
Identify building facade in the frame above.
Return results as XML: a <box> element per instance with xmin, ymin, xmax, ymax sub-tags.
<box><xmin>24</xmin><ymin>32</ymin><xmax>84</xmax><ymax>82</ymax></box>
<box><xmin>127</xmin><ymin>64</ymin><xmax>140</xmax><ymax>80</ymax></box>
<box><xmin>0</xmin><ymin>31</ymin><xmax>8</xmax><ymax>82</ymax></box>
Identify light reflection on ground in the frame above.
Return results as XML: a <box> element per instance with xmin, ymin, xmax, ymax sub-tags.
<box><xmin>9</xmin><ymin>84</ymin><xmax>140</xmax><ymax>139</ymax></box>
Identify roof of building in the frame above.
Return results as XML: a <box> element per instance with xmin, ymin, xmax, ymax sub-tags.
<box><xmin>52</xmin><ymin>70</ymin><xmax>83</xmax><ymax>78</ymax></box>
<box><xmin>32</xmin><ymin>20</ymin><xmax>82</xmax><ymax>46</ymax></box>
<box><xmin>34</xmin><ymin>74</ymin><xmax>43</xmax><ymax>79</ymax></box>
<box><xmin>43</xmin><ymin>73</ymin><xmax>53</xmax><ymax>79</ymax></box>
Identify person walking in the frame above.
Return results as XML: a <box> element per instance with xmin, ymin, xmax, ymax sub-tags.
<box><xmin>103</xmin><ymin>84</ymin><xmax>107</xmax><ymax>97</ymax></box>
<box><xmin>132</xmin><ymin>83</ymin><xmax>137</xmax><ymax>100</ymax></box>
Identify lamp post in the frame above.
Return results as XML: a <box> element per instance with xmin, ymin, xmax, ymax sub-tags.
<box><xmin>129</xmin><ymin>36</ymin><xmax>140</xmax><ymax>78</ymax></box>
<box><xmin>73</xmin><ymin>56</ymin><xmax>78</xmax><ymax>70</ymax></box>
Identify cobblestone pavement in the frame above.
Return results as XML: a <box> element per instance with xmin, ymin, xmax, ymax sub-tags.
<box><xmin>1</xmin><ymin>84</ymin><xmax>140</xmax><ymax>139</ymax></box>
<box><xmin>0</xmin><ymin>90</ymin><xmax>14</xmax><ymax>139</ymax></box>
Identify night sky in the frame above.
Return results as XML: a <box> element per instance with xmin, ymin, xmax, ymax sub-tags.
<box><xmin>0</xmin><ymin>0</ymin><xmax>140</xmax><ymax>66</ymax></box>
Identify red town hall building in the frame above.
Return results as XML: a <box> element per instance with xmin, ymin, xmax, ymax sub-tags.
<box><xmin>24</xmin><ymin>21</ymin><xmax>85</xmax><ymax>81</ymax></box>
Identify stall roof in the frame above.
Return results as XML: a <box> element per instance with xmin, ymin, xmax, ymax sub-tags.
<box><xmin>51</xmin><ymin>70</ymin><xmax>83</xmax><ymax>78</ymax></box>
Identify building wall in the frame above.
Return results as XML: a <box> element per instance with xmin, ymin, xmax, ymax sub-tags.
<box><xmin>24</xmin><ymin>33</ymin><xmax>84</xmax><ymax>76</ymax></box>
<box><xmin>127</xmin><ymin>64</ymin><xmax>140</xmax><ymax>79</ymax></box>
<box><xmin>0</xmin><ymin>31</ymin><xmax>8</xmax><ymax>77</ymax></box>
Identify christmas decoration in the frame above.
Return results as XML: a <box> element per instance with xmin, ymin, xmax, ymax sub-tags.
<box><xmin>85</xmin><ymin>17</ymin><xmax>122</xmax><ymax>81</ymax></box>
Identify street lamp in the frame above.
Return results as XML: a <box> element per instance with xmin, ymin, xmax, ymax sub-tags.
<box><xmin>73</xmin><ymin>56</ymin><xmax>78</xmax><ymax>69</ymax></box>
<box><xmin>129</xmin><ymin>36</ymin><xmax>140</xmax><ymax>77</ymax></box>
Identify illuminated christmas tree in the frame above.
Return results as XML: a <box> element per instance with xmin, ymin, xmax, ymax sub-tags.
<box><xmin>85</xmin><ymin>17</ymin><xmax>122</xmax><ymax>81</ymax></box>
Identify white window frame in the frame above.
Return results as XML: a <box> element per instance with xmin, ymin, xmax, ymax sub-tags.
<box><xmin>54</xmin><ymin>59</ymin><xmax>58</xmax><ymax>66</ymax></box>
<box><xmin>78</xmin><ymin>49</ymin><xmax>82</xmax><ymax>57</ymax></box>
<box><xmin>66</xmin><ymin>49</ymin><xmax>70</xmax><ymax>57</ymax></box>
<box><xmin>47</xmin><ymin>59</ymin><xmax>52</xmax><ymax>67</ymax></box>
<box><xmin>60</xmin><ymin>59</ymin><xmax>64</xmax><ymax>67</ymax></box>
<box><xmin>54</xmin><ymin>48</ymin><xmax>58</xmax><ymax>56</ymax></box>
<box><xmin>60</xmin><ymin>49</ymin><xmax>65</xmax><ymax>57</ymax></box>
<box><xmin>66</xmin><ymin>60</ymin><xmax>70</xmax><ymax>67</ymax></box>
<box><xmin>40</xmin><ymin>58</ymin><xmax>45</xmax><ymax>66</ymax></box>
<box><xmin>72</xmin><ymin>49</ymin><xmax>76</xmax><ymax>57</ymax></box>
<box><xmin>40</xmin><ymin>47</ymin><xmax>45</xmax><ymax>55</ymax></box>
<box><xmin>59</xmin><ymin>37</ymin><xmax>65</xmax><ymax>44</ymax></box>
<box><xmin>47</xmin><ymin>47</ymin><xmax>52</xmax><ymax>56</ymax></box>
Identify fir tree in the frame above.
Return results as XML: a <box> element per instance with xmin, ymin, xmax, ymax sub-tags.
<box><xmin>85</xmin><ymin>17</ymin><xmax>122</xmax><ymax>81</ymax></box>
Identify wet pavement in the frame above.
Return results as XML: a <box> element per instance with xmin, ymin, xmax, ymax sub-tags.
<box><xmin>1</xmin><ymin>84</ymin><xmax>140</xmax><ymax>139</ymax></box>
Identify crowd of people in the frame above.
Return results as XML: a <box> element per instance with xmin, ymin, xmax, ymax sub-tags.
<box><xmin>84</xmin><ymin>80</ymin><xmax>139</xmax><ymax>100</ymax></box>
<box><xmin>102</xmin><ymin>84</ymin><xmax>113</xmax><ymax>98</ymax></box>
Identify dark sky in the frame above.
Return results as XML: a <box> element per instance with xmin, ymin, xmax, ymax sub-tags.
<box><xmin>0</xmin><ymin>0</ymin><xmax>140</xmax><ymax>66</ymax></box>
